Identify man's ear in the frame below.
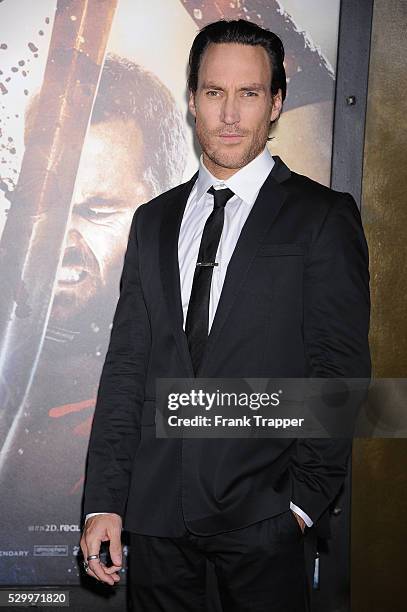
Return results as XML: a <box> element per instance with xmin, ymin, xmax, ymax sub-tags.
<box><xmin>270</xmin><ymin>89</ymin><xmax>283</xmax><ymax>123</ymax></box>
<box><xmin>188</xmin><ymin>90</ymin><xmax>197</xmax><ymax>119</ymax></box>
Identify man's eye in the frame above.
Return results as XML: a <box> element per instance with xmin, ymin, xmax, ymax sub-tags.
<box><xmin>206</xmin><ymin>90</ymin><xmax>221</xmax><ymax>97</ymax></box>
<box><xmin>88</xmin><ymin>208</ymin><xmax>114</xmax><ymax>218</ymax></box>
<box><xmin>75</xmin><ymin>205</ymin><xmax>116</xmax><ymax>219</ymax></box>
<box><xmin>243</xmin><ymin>91</ymin><xmax>258</xmax><ymax>97</ymax></box>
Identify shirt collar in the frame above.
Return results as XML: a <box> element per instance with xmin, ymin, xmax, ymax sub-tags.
<box><xmin>195</xmin><ymin>146</ymin><xmax>275</xmax><ymax>206</ymax></box>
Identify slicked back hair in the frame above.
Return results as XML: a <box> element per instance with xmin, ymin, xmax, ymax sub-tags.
<box><xmin>187</xmin><ymin>19</ymin><xmax>286</xmax><ymax>102</ymax></box>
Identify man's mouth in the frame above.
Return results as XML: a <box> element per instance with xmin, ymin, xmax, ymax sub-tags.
<box><xmin>57</xmin><ymin>266</ymin><xmax>88</xmax><ymax>285</ymax></box>
<box><xmin>218</xmin><ymin>133</ymin><xmax>245</xmax><ymax>142</ymax></box>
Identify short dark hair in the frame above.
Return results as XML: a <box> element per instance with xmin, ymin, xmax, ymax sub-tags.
<box><xmin>187</xmin><ymin>19</ymin><xmax>286</xmax><ymax>102</ymax></box>
<box><xmin>91</xmin><ymin>54</ymin><xmax>187</xmax><ymax>195</ymax></box>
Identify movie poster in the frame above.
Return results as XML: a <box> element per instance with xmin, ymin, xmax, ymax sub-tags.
<box><xmin>0</xmin><ymin>0</ymin><xmax>340</xmax><ymax>585</ymax></box>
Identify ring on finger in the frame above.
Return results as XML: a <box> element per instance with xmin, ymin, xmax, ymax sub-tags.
<box><xmin>83</xmin><ymin>562</ymin><xmax>100</xmax><ymax>581</ymax></box>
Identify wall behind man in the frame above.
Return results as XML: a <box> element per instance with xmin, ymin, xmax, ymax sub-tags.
<box><xmin>352</xmin><ymin>0</ymin><xmax>407</xmax><ymax>610</ymax></box>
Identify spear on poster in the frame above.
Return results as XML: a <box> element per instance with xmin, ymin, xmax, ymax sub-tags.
<box><xmin>0</xmin><ymin>0</ymin><xmax>118</xmax><ymax>467</ymax></box>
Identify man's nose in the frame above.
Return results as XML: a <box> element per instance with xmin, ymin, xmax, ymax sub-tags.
<box><xmin>64</xmin><ymin>228</ymin><xmax>83</xmax><ymax>250</ymax></box>
<box><xmin>220</xmin><ymin>94</ymin><xmax>240</xmax><ymax>125</ymax></box>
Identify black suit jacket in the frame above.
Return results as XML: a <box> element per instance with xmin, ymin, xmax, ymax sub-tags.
<box><xmin>82</xmin><ymin>156</ymin><xmax>371</xmax><ymax>537</ymax></box>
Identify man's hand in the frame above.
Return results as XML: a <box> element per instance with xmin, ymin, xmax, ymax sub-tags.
<box><xmin>291</xmin><ymin>510</ymin><xmax>306</xmax><ymax>534</ymax></box>
<box><xmin>80</xmin><ymin>513</ymin><xmax>123</xmax><ymax>585</ymax></box>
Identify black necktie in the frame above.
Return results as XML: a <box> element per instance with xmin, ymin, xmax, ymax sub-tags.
<box><xmin>185</xmin><ymin>186</ymin><xmax>235</xmax><ymax>375</ymax></box>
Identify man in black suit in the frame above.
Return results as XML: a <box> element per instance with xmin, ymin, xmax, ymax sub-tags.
<box><xmin>80</xmin><ymin>19</ymin><xmax>370</xmax><ymax>611</ymax></box>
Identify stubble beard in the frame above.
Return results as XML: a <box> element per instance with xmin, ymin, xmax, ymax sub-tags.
<box><xmin>50</xmin><ymin>273</ymin><xmax>102</xmax><ymax>324</ymax></box>
<box><xmin>196</xmin><ymin>121</ymin><xmax>270</xmax><ymax>171</ymax></box>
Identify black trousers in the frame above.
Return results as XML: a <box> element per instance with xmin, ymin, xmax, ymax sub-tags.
<box><xmin>127</xmin><ymin>509</ymin><xmax>311</xmax><ymax>612</ymax></box>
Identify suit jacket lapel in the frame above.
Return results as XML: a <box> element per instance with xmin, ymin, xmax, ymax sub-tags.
<box><xmin>159</xmin><ymin>172</ymin><xmax>198</xmax><ymax>377</ymax></box>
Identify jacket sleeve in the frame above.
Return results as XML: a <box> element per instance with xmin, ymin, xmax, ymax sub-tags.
<box><xmin>82</xmin><ymin>204</ymin><xmax>151</xmax><ymax>520</ymax></box>
<box><xmin>290</xmin><ymin>192</ymin><xmax>371</xmax><ymax>524</ymax></box>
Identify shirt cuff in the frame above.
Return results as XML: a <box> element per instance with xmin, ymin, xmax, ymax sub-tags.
<box><xmin>85</xmin><ymin>512</ymin><xmax>112</xmax><ymax>522</ymax></box>
<box><xmin>290</xmin><ymin>501</ymin><xmax>313</xmax><ymax>528</ymax></box>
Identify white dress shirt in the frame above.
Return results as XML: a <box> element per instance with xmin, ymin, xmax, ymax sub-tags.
<box><xmin>86</xmin><ymin>146</ymin><xmax>313</xmax><ymax>529</ymax></box>
<box><xmin>178</xmin><ymin>146</ymin><xmax>275</xmax><ymax>332</ymax></box>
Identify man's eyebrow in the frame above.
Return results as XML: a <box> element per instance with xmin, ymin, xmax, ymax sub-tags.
<box><xmin>76</xmin><ymin>196</ymin><xmax>125</xmax><ymax>207</ymax></box>
<box><xmin>201</xmin><ymin>82</ymin><xmax>267</xmax><ymax>92</ymax></box>
<box><xmin>239</xmin><ymin>83</ymin><xmax>266</xmax><ymax>91</ymax></box>
<box><xmin>200</xmin><ymin>81</ymin><xmax>224</xmax><ymax>90</ymax></box>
